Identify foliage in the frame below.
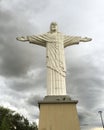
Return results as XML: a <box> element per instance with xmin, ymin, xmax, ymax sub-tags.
<box><xmin>0</xmin><ymin>106</ymin><xmax>38</xmax><ymax>130</ymax></box>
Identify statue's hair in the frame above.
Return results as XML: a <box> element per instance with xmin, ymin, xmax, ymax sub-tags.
<box><xmin>50</xmin><ymin>22</ymin><xmax>57</xmax><ymax>26</ymax></box>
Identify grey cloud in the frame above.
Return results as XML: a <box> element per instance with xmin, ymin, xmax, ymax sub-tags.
<box><xmin>78</xmin><ymin>109</ymin><xmax>92</xmax><ymax>125</ymax></box>
<box><xmin>27</xmin><ymin>95</ymin><xmax>43</xmax><ymax>107</ymax></box>
<box><xmin>0</xmin><ymin>9</ymin><xmax>12</xmax><ymax>23</ymax></box>
<box><xmin>30</xmin><ymin>112</ymin><xmax>39</xmax><ymax>120</ymax></box>
<box><xmin>7</xmin><ymin>68</ymin><xmax>46</xmax><ymax>92</ymax></box>
<box><xmin>67</xmin><ymin>57</ymin><xmax>104</xmax><ymax>107</ymax></box>
<box><xmin>0</xmin><ymin>0</ymin><xmax>50</xmax><ymax>16</ymax></box>
<box><xmin>0</xmin><ymin>7</ymin><xmax>46</xmax><ymax>78</ymax></box>
<box><xmin>77</xmin><ymin>106</ymin><xmax>100</xmax><ymax>129</ymax></box>
<box><xmin>65</xmin><ymin>54</ymin><xmax>104</xmax><ymax>128</ymax></box>
<box><xmin>19</xmin><ymin>0</ymin><xmax>50</xmax><ymax>13</ymax></box>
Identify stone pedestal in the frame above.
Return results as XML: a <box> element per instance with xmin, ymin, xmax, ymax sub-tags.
<box><xmin>38</xmin><ymin>96</ymin><xmax>80</xmax><ymax>130</ymax></box>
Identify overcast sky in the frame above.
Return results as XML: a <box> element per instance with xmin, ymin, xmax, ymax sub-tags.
<box><xmin>0</xmin><ymin>0</ymin><xmax>104</xmax><ymax>130</ymax></box>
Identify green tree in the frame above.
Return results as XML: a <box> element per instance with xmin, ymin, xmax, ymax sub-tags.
<box><xmin>0</xmin><ymin>106</ymin><xmax>38</xmax><ymax>130</ymax></box>
<box><xmin>0</xmin><ymin>116</ymin><xmax>10</xmax><ymax>130</ymax></box>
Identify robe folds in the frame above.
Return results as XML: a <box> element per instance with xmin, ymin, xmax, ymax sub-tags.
<box><xmin>27</xmin><ymin>32</ymin><xmax>81</xmax><ymax>95</ymax></box>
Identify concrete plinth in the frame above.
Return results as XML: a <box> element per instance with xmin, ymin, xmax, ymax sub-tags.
<box><xmin>38</xmin><ymin>96</ymin><xmax>80</xmax><ymax>130</ymax></box>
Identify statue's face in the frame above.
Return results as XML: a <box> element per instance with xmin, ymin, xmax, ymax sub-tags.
<box><xmin>50</xmin><ymin>23</ymin><xmax>58</xmax><ymax>32</ymax></box>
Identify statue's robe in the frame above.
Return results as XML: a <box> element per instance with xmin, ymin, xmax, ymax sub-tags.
<box><xmin>27</xmin><ymin>32</ymin><xmax>81</xmax><ymax>95</ymax></box>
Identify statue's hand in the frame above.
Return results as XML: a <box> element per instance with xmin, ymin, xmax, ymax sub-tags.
<box><xmin>81</xmin><ymin>37</ymin><xmax>92</xmax><ymax>42</ymax></box>
<box><xmin>16</xmin><ymin>36</ymin><xmax>28</xmax><ymax>42</ymax></box>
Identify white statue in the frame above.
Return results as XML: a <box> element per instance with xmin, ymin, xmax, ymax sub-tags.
<box><xmin>16</xmin><ymin>22</ymin><xmax>92</xmax><ymax>96</ymax></box>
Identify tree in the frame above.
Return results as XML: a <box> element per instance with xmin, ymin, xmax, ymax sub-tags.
<box><xmin>0</xmin><ymin>116</ymin><xmax>10</xmax><ymax>130</ymax></box>
<box><xmin>0</xmin><ymin>106</ymin><xmax>37</xmax><ymax>130</ymax></box>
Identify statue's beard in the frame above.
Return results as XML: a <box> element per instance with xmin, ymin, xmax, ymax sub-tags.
<box><xmin>51</xmin><ymin>29</ymin><xmax>57</xmax><ymax>33</ymax></box>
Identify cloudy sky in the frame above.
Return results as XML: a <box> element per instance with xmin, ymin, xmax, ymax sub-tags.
<box><xmin>0</xmin><ymin>0</ymin><xmax>104</xmax><ymax>130</ymax></box>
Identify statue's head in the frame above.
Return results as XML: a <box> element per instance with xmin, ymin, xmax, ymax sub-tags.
<box><xmin>50</xmin><ymin>22</ymin><xmax>58</xmax><ymax>33</ymax></box>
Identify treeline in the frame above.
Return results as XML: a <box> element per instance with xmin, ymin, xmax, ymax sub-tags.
<box><xmin>0</xmin><ymin>106</ymin><xmax>38</xmax><ymax>130</ymax></box>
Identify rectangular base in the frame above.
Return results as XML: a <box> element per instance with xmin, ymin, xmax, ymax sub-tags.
<box><xmin>38</xmin><ymin>96</ymin><xmax>80</xmax><ymax>130</ymax></box>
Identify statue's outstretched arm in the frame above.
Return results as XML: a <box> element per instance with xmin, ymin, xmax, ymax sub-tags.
<box><xmin>80</xmin><ymin>37</ymin><xmax>92</xmax><ymax>42</ymax></box>
<box><xmin>16</xmin><ymin>36</ymin><xmax>28</xmax><ymax>42</ymax></box>
<box><xmin>16</xmin><ymin>35</ymin><xmax>46</xmax><ymax>47</ymax></box>
<box><xmin>64</xmin><ymin>36</ymin><xmax>92</xmax><ymax>48</ymax></box>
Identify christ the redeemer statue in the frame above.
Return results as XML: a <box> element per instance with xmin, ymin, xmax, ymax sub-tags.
<box><xmin>16</xmin><ymin>22</ymin><xmax>92</xmax><ymax>96</ymax></box>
